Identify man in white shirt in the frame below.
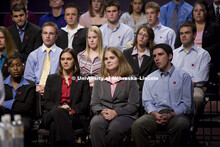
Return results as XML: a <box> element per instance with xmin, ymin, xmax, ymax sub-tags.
<box><xmin>56</xmin><ymin>2</ymin><xmax>88</xmax><ymax>53</ymax></box>
<box><xmin>145</xmin><ymin>2</ymin><xmax>176</xmax><ymax>50</ymax></box>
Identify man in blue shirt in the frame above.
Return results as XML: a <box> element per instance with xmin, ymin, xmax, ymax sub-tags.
<box><xmin>24</xmin><ymin>22</ymin><xmax>62</xmax><ymax>95</ymax></box>
<box><xmin>159</xmin><ymin>0</ymin><xmax>193</xmax><ymax>34</ymax></box>
<box><xmin>172</xmin><ymin>21</ymin><xmax>211</xmax><ymax>134</ymax></box>
<box><xmin>100</xmin><ymin>0</ymin><xmax>134</xmax><ymax>51</ymax></box>
<box><xmin>39</xmin><ymin>0</ymin><xmax>67</xmax><ymax>29</ymax></box>
<box><xmin>131</xmin><ymin>43</ymin><xmax>194</xmax><ymax>147</ymax></box>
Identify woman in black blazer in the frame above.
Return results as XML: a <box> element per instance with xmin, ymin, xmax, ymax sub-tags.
<box><xmin>90</xmin><ymin>47</ymin><xmax>139</xmax><ymax>147</ymax></box>
<box><xmin>1</xmin><ymin>53</ymin><xmax>36</xmax><ymax>146</ymax></box>
<box><xmin>123</xmin><ymin>25</ymin><xmax>157</xmax><ymax>116</ymax></box>
<box><xmin>43</xmin><ymin>48</ymin><xmax>91</xmax><ymax>147</ymax></box>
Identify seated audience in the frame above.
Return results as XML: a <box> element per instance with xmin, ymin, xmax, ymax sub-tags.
<box><xmin>120</xmin><ymin>0</ymin><xmax>148</xmax><ymax>33</ymax></box>
<box><xmin>39</xmin><ymin>0</ymin><xmax>67</xmax><ymax>29</ymax></box>
<box><xmin>0</xmin><ymin>26</ymin><xmax>18</xmax><ymax>79</ymax></box>
<box><xmin>24</xmin><ymin>22</ymin><xmax>62</xmax><ymax>95</ymax></box>
<box><xmin>4</xmin><ymin>0</ymin><xmax>37</xmax><ymax>27</ymax></box>
<box><xmin>56</xmin><ymin>2</ymin><xmax>88</xmax><ymax>53</ymax></box>
<box><xmin>172</xmin><ymin>21</ymin><xmax>211</xmax><ymax>138</ymax></box>
<box><xmin>100</xmin><ymin>0</ymin><xmax>134</xmax><ymax>51</ymax></box>
<box><xmin>131</xmin><ymin>43</ymin><xmax>194</xmax><ymax>147</ymax></box>
<box><xmin>8</xmin><ymin>4</ymin><xmax>42</xmax><ymax>61</ymax></box>
<box><xmin>43</xmin><ymin>48</ymin><xmax>91</xmax><ymax>147</ymax></box>
<box><xmin>78</xmin><ymin>26</ymin><xmax>103</xmax><ymax>87</ymax></box>
<box><xmin>90</xmin><ymin>47</ymin><xmax>139</xmax><ymax>147</ymax></box>
<box><xmin>145</xmin><ymin>2</ymin><xmax>176</xmax><ymax>49</ymax></box>
<box><xmin>79</xmin><ymin>0</ymin><xmax>106</xmax><ymax>28</ymax></box>
<box><xmin>1</xmin><ymin>53</ymin><xmax>36</xmax><ymax>146</ymax></box>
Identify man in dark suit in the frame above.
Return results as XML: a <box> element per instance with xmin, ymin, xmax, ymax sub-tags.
<box><xmin>8</xmin><ymin>4</ymin><xmax>42</xmax><ymax>61</ymax></box>
<box><xmin>209</xmin><ymin>0</ymin><xmax>220</xmax><ymax>24</ymax></box>
<box><xmin>56</xmin><ymin>3</ymin><xmax>88</xmax><ymax>53</ymax></box>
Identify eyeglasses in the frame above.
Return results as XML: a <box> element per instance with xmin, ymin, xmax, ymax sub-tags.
<box><xmin>138</xmin><ymin>33</ymin><xmax>149</xmax><ymax>38</ymax></box>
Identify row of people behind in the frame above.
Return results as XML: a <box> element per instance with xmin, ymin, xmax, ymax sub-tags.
<box><xmin>0</xmin><ymin>11</ymin><xmax>213</xmax><ymax>147</ymax></box>
<box><xmin>2</xmin><ymin>0</ymin><xmax>219</xmax><ymax>80</ymax></box>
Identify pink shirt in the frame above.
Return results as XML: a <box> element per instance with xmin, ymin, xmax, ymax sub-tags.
<box><xmin>105</xmin><ymin>77</ymin><xmax>121</xmax><ymax>98</ymax></box>
<box><xmin>195</xmin><ymin>31</ymin><xmax>203</xmax><ymax>48</ymax></box>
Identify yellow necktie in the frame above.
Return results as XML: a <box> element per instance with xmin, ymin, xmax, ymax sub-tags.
<box><xmin>39</xmin><ymin>48</ymin><xmax>51</xmax><ymax>85</ymax></box>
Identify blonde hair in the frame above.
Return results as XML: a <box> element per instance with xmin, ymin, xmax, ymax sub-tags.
<box><xmin>0</xmin><ymin>26</ymin><xmax>18</xmax><ymax>59</ymax></box>
<box><xmin>86</xmin><ymin>26</ymin><xmax>103</xmax><ymax>59</ymax></box>
<box><xmin>100</xmin><ymin>47</ymin><xmax>133</xmax><ymax>78</ymax></box>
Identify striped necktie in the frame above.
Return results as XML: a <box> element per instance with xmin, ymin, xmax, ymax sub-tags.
<box><xmin>39</xmin><ymin>48</ymin><xmax>51</xmax><ymax>85</ymax></box>
<box><xmin>216</xmin><ymin>7</ymin><xmax>220</xmax><ymax>24</ymax></box>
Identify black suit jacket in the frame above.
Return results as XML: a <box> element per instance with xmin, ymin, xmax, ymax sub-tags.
<box><xmin>43</xmin><ymin>74</ymin><xmax>91</xmax><ymax>116</ymax></box>
<box><xmin>209</xmin><ymin>4</ymin><xmax>219</xmax><ymax>24</ymax></box>
<box><xmin>123</xmin><ymin>47</ymin><xmax>157</xmax><ymax>90</ymax></box>
<box><xmin>2</xmin><ymin>79</ymin><xmax>36</xmax><ymax>118</ymax></box>
<box><xmin>7</xmin><ymin>22</ymin><xmax>42</xmax><ymax>61</ymax></box>
<box><xmin>56</xmin><ymin>28</ymin><xmax>88</xmax><ymax>53</ymax></box>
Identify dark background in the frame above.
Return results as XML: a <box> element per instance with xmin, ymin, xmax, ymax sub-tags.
<box><xmin>0</xmin><ymin>0</ymin><xmax>213</xmax><ymax>26</ymax></box>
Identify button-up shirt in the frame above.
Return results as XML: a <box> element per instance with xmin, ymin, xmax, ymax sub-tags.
<box><xmin>24</xmin><ymin>44</ymin><xmax>62</xmax><ymax>84</ymax></box>
<box><xmin>0</xmin><ymin>70</ymin><xmax>5</xmax><ymax>105</ymax></box>
<box><xmin>100</xmin><ymin>22</ymin><xmax>134</xmax><ymax>51</ymax></box>
<box><xmin>39</xmin><ymin>9</ymin><xmax>67</xmax><ymax>29</ymax></box>
<box><xmin>120</xmin><ymin>12</ymin><xmax>148</xmax><ymax>33</ymax></box>
<box><xmin>16</xmin><ymin>22</ymin><xmax>27</xmax><ymax>42</ymax></box>
<box><xmin>0</xmin><ymin>51</ymin><xmax>6</xmax><ymax>69</ymax></box>
<box><xmin>142</xmin><ymin>66</ymin><xmax>194</xmax><ymax>115</ymax></box>
<box><xmin>159</xmin><ymin>0</ymin><xmax>193</xmax><ymax>32</ymax></box>
<box><xmin>153</xmin><ymin>23</ymin><xmax>176</xmax><ymax>50</ymax></box>
<box><xmin>172</xmin><ymin>44</ymin><xmax>211</xmax><ymax>87</ymax></box>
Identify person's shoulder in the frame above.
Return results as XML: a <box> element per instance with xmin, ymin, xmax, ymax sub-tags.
<box><xmin>123</xmin><ymin>47</ymin><xmax>133</xmax><ymax>54</ymax></box>
<box><xmin>80</xmin><ymin>11</ymin><xmax>89</xmax><ymax>18</ymax></box>
<box><xmin>7</xmin><ymin>23</ymin><xmax>16</xmax><ymax>30</ymax></box>
<box><xmin>161</xmin><ymin>1</ymin><xmax>172</xmax><ymax>8</ymax></box>
<box><xmin>182</xmin><ymin>1</ymin><xmax>193</xmax><ymax>8</ymax></box>
<box><xmin>27</xmin><ymin>22</ymin><xmax>41</xmax><ymax>31</ymax></box>
<box><xmin>25</xmin><ymin>79</ymin><xmax>36</xmax><ymax>86</ymax></box>
<box><xmin>121</xmin><ymin>12</ymin><xmax>130</xmax><ymax>18</ymax></box>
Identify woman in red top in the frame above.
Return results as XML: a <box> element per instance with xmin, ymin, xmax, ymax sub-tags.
<box><xmin>43</xmin><ymin>48</ymin><xmax>91</xmax><ymax>147</ymax></box>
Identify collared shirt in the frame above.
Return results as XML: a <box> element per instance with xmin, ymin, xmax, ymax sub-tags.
<box><xmin>61</xmin><ymin>24</ymin><xmax>84</xmax><ymax>49</ymax></box>
<box><xmin>3</xmin><ymin>76</ymin><xmax>29</xmax><ymax>110</ymax></box>
<box><xmin>60</xmin><ymin>74</ymin><xmax>73</xmax><ymax>104</ymax></box>
<box><xmin>0</xmin><ymin>51</ymin><xmax>6</xmax><ymax>69</ymax></box>
<box><xmin>153</xmin><ymin>23</ymin><xmax>176</xmax><ymax>50</ymax></box>
<box><xmin>142</xmin><ymin>66</ymin><xmax>194</xmax><ymax>115</ymax></box>
<box><xmin>77</xmin><ymin>50</ymin><xmax>101</xmax><ymax>76</ymax></box>
<box><xmin>213</xmin><ymin>2</ymin><xmax>219</xmax><ymax>14</ymax></box>
<box><xmin>39</xmin><ymin>9</ymin><xmax>67</xmax><ymax>29</ymax></box>
<box><xmin>172</xmin><ymin>44</ymin><xmax>211</xmax><ymax>86</ymax></box>
<box><xmin>120</xmin><ymin>12</ymin><xmax>148</xmax><ymax>33</ymax></box>
<box><xmin>0</xmin><ymin>70</ymin><xmax>5</xmax><ymax>105</ymax></box>
<box><xmin>100</xmin><ymin>22</ymin><xmax>134</xmax><ymax>51</ymax></box>
<box><xmin>132</xmin><ymin>46</ymin><xmax>150</xmax><ymax>67</ymax></box>
<box><xmin>24</xmin><ymin>44</ymin><xmax>62</xmax><ymax>84</ymax></box>
<box><xmin>195</xmin><ymin>31</ymin><xmax>203</xmax><ymax>48</ymax></box>
<box><xmin>159</xmin><ymin>0</ymin><xmax>193</xmax><ymax>31</ymax></box>
<box><xmin>16</xmin><ymin>22</ymin><xmax>27</xmax><ymax>42</ymax></box>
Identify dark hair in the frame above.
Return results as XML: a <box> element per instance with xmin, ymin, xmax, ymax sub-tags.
<box><xmin>7</xmin><ymin>52</ymin><xmax>24</xmax><ymax>66</ymax></box>
<box><xmin>64</xmin><ymin>2</ymin><xmax>80</xmax><ymax>15</ymax></box>
<box><xmin>179</xmin><ymin>21</ymin><xmax>197</xmax><ymax>34</ymax></box>
<box><xmin>133</xmin><ymin>25</ymin><xmax>155</xmax><ymax>52</ymax></box>
<box><xmin>11</xmin><ymin>4</ymin><xmax>27</xmax><ymax>15</ymax></box>
<box><xmin>88</xmin><ymin>0</ymin><xmax>105</xmax><ymax>17</ymax></box>
<box><xmin>152</xmin><ymin>43</ymin><xmax>173</xmax><ymax>57</ymax></box>
<box><xmin>105</xmin><ymin>0</ymin><xmax>120</xmax><ymax>10</ymax></box>
<box><xmin>192</xmin><ymin>0</ymin><xmax>209</xmax><ymax>22</ymax></box>
<box><xmin>128</xmin><ymin>0</ymin><xmax>145</xmax><ymax>14</ymax></box>
<box><xmin>58</xmin><ymin>48</ymin><xmax>80</xmax><ymax>76</ymax></box>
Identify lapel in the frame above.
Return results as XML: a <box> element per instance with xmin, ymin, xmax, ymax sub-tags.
<box><xmin>127</xmin><ymin>48</ymin><xmax>139</xmax><ymax>72</ymax></box>
<box><xmin>139</xmin><ymin>55</ymin><xmax>152</xmax><ymax>73</ymax></box>
<box><xmin>56</xmin><ymin>76</ymin><xmax>62</xmax><ymax>103</ymax></box>
<box><xmin>21</xmin><ymin>23</ymin><xmax>30</xmax><ymax>51</ymax></box>
<box><xmin>112</xmin><ymin>80</ymin><xmax>125</xmax><ymax>100</ymax></box>
<box><xmin>102</xmin><ymin>80</ymin><xmax>112</xmax><ymax>100</ymax></box>
<box><xmin>12</xmin><ymin>25</ymin><xmax>22</xmax><ymax>49</ymax></box>
<box><xmin>69</xmin><ymin>77</ymin><xmax>78</xmax><ymax>104</ymax></box>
